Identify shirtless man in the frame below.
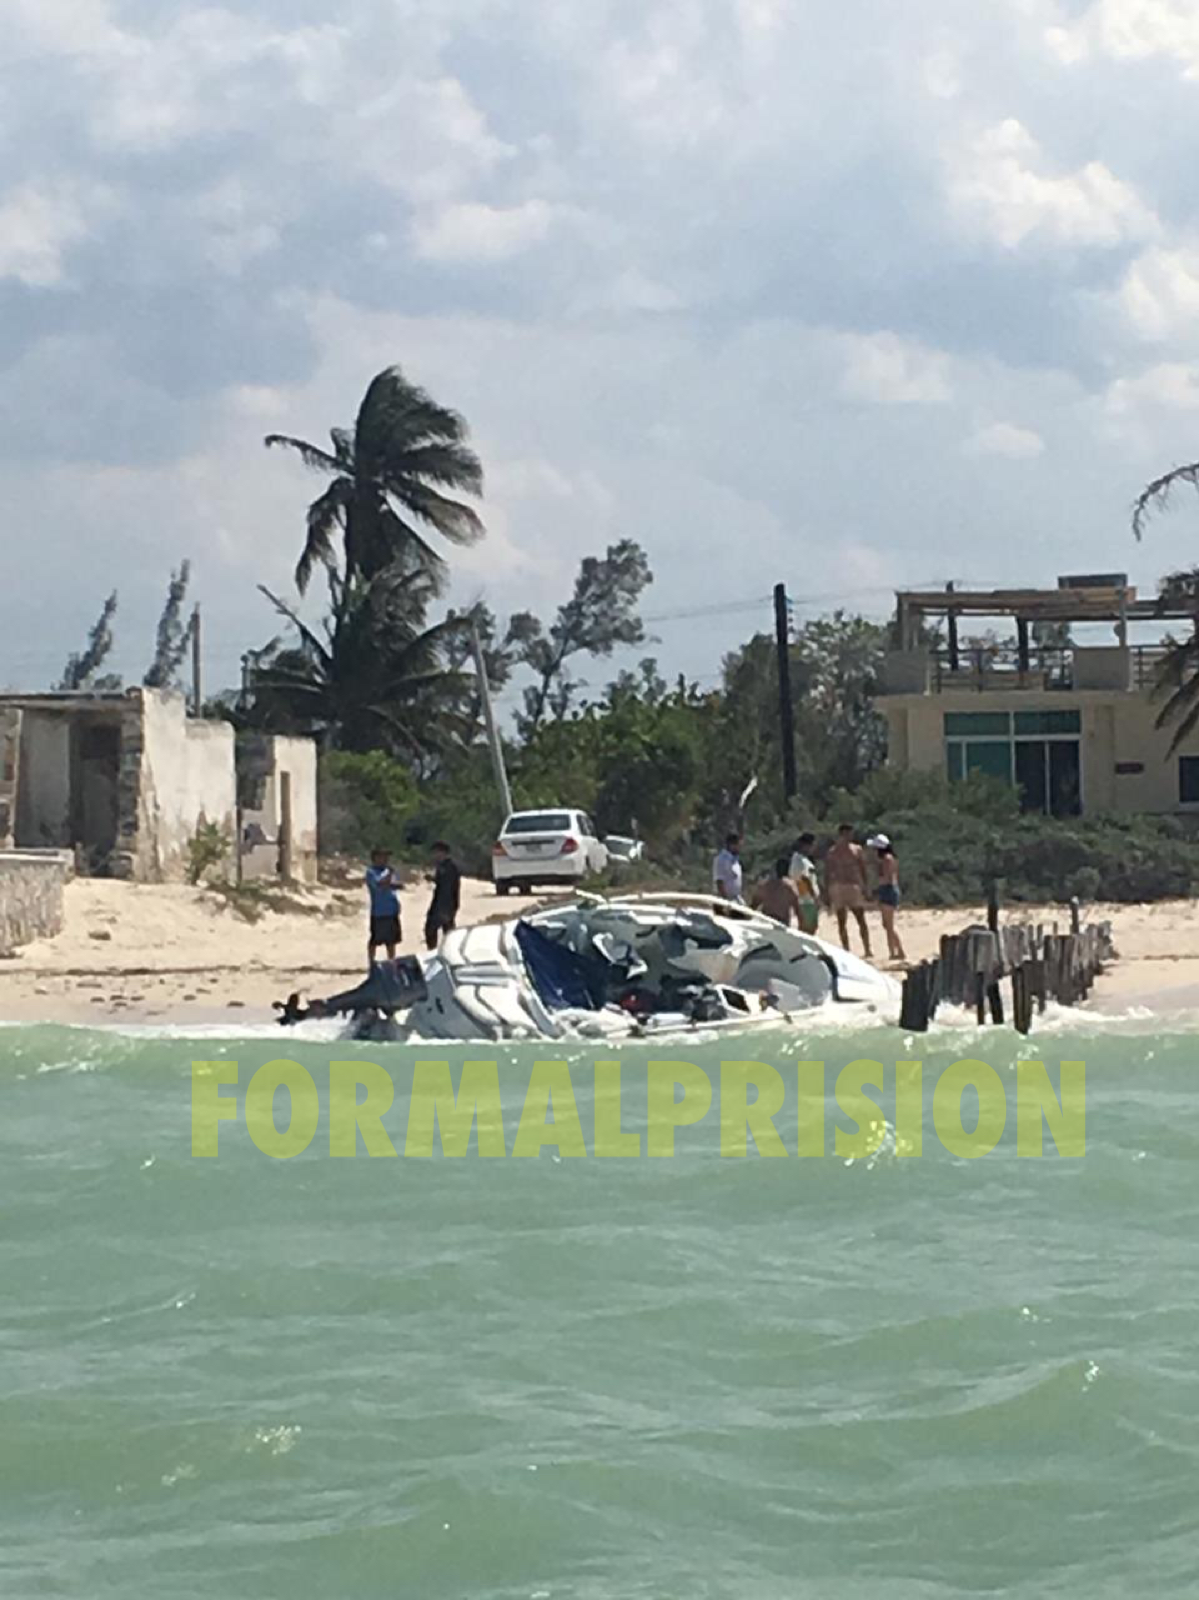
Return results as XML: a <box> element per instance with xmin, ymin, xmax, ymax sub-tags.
<box><xmin>825</xmin><ymin>823</ymin><xmax>873</xmax><ymax>957</ymax></box>
<box><xmin>751</xmin><ymin>857</ymin><xmax>804</xmax><ymax>927</ymax></box>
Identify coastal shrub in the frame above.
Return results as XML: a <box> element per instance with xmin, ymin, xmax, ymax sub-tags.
<box><xmin>186</xmin><ymin>820</ymin><xmax>231</xmax><ymax>886</ymax></box>
<box><xmin>318</xmin><ymin>751</ymin><xmax>420</xmax><ymax>859</ymax></box>
<box><xmin>749</xmin><ymin>775</ymin><xmax>1198</xmax><ymax>906</ymax></box>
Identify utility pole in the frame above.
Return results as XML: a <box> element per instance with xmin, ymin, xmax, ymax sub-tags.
<box><xmin>774</xmin><ymin>582</ymin><xmax>797</xmax><ymax>802</ymax></box>
<box><xmin>471</xmin><ymin>618</ymin><xmax>513</xmax><ymax>819</ymax></box>
<box><xmin>190</xmin><ymin>604</ymin><xmax>202</xmax><ymax>717</ymax></box>
<box><xmin>946</xmin><ymin>580</ymin><xmax>959</xmax><ymax>672</ymax></box>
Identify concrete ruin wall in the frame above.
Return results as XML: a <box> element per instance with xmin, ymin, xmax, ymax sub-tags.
<box><xmin>13</xmin><ymin>711</ymin><xmax>72</xmax><ymax>848</ymax></box>
<box><xmin>0</xmin><ymin>708</ymin><xmax>20</xmax><ymax>847</ymax></box>
<box><xmin>0</xmin><ymin>851</ymin><xmax>71</xmax><ymax>954</ymax></box>
<box><xmin>236</xmin><ymin>734</ymin><xmax>320</xmax><ymax>884</ymax></box>
<box><xmin>115</xmin><ymin>691</ymin><xmax>237</xmax><ymax>881</ymax></box>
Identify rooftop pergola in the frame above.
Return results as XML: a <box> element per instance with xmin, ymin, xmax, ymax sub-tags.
<box><xmin>894</xmin><ymin>576</ymin><xmax>1197</xmax><ymax>669</ymax></box>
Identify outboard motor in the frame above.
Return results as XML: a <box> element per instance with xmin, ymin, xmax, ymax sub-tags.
<box><xmin>276</xmin><ymin>956</ymin><xmax>428</xmax><ymax>1025</ymax></box>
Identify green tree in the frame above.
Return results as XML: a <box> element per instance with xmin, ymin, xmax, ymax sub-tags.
<box><xmin>59</xmin><ymin>591</ymin><xmax>120</xmax><ymax>691</ymax></box>
<box><xmin>715</xmin><ymin>612</ymin><xmax>889</xmax><ymax>821</ymax></box>
<box><xmin>144</xmin><ymin>562</ymin><xmax>193</xmax><ymax>689</ymax></box>
<box><xmin>791</xmin><ymin>611</ymin><xmax>889</xmax><ymax>799</ymax></box>
<box><xmin>512</xmin><ymin>539</ymin><xmax>653</xmax><ymax>736</ymax></box>
<box><xmin>517</xmin><ymin>676</ymin><xmax>716</xmax><ymax>848</ymax></box>
<box><xmin>265</xmin><ymin>366</ymin><xmax>484</xmax><ymax>595</ymax></box>
<box><xmin>248</xmin><ymin>559</ymin><xmax>468</xmax><ymax>758</ymax></box>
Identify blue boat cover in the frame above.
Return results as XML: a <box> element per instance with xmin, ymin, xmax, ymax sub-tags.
<box><xmin>515</xmin><ymin>921</ymin><xmax>610</xmax><ymax>1011</ymax></box>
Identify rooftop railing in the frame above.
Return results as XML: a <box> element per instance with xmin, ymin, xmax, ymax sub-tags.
<box><xmin>883</xmin><ymin>643</ymin><xmax>1175</xmax><ymax>695</ymax></box>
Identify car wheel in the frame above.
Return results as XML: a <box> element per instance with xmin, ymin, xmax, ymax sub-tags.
<box><xmin>496</xmin><ymin>881</ymin><xmax>510</xmax><ymax>897</ymax></box>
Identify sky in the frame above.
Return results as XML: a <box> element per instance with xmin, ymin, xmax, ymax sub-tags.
<box><xmin>5</xmin><ymin>0</ymin><xmax>1199</xmax><ymax>710</ymax></box>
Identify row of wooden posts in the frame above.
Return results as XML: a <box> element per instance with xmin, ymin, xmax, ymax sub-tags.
<box><xmin>899</xmin><ymin>889</ymin><xmax>1116</xmax><ymax>1035</ymax></box>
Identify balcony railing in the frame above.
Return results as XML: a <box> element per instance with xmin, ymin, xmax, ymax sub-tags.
<box><xmin>882</xmin><ymin>643</ymin><xmax>1174</xmax><ymax>695</ymax></box>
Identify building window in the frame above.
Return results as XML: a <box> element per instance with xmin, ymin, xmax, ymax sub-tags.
<box><xmin>1180</xmin><ymin>758</ymin><xmax>1199</xmax><ymax>804</ymax></box>
<box><xmin>944</xmin><ymin>709</ymin><xmax>1082</xmax><ymax>817</ymax></box>
<box><xmin>944</xmin><ymin>711</ymin><xmax>1012</xmax><ymax>737</ymax></box>
<box><xmin>1013</xmin><ymin>710</ymin><xmax>1081</xmax><ymax>737</ymax></box>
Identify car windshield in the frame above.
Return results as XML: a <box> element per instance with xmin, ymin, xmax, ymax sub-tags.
<box><xmin>504</xmin><ymin>812</ymin><xmax>572</xmax><ymax>834</ymax></box>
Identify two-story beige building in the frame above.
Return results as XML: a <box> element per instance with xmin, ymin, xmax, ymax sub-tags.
<box><xmin>880</xmin><ymin>576</ymin><xmax>1199</xmax><ymax>818</ymax></box>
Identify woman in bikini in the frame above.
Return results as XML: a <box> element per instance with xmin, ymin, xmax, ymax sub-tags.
<box><xmin>867</xmin><ymin>833</ymin><xmax>907</xmax><ymax>963</ymax></box>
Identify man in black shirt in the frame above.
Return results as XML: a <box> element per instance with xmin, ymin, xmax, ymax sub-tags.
<box><xmin>425</xmin><ymin>841</ymin><xmax>462</xmax><ymax>951</ymax></box>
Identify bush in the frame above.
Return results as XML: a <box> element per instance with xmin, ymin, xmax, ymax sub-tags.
<box><xmin>748</xmin><ymin>772</ymin><xmax>1198</xmax><ymax>907</ymax></box>
<box><xmin>319</xmin><ymin>751</ymin><xmax>420</xmax><ymax>859</ymax></box>
<box><xmin>186</xmin><ymin>820</ymin><xmax>231</xmax><ymax>886</ymax></box>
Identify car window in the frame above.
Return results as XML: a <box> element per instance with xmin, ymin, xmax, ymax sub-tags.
<box><xmin>578</xmin><ymin>814</ymin><xmax>593</xmax><ymax>836</ymax></box>
<box><xmin>503</xmin><ymin>812</ymin><xmax>572</xmax><ymax>834</ymax></box>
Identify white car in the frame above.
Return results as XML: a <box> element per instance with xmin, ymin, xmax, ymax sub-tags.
<box><xmin>604</xmin><ymin>835</ymin><xmax>645</xmax><ymax>864</ymax></box>
<box><xmin>492</xmin><ymin>809</ymin><xmax>609</xmax><ymax>894</ymax></box>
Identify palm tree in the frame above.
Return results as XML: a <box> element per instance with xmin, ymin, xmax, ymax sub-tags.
<box><xmin>1132</xmin><ymin>462</ymin><xmax>1199</xmax><ymax>541</ymax></box>
<box><xmin>1130</xmin><ymin>469</ymin><xmax>1199</xmax><ymax>749</ymax></box>
<box><xmin>265</xmin><ymin>366</ymin><xmax>485</xmax><ymax>594</ymax></box>
<box><xmin>1140</xmin><ymin>568</ymin><xmax>1199</xmax><ymax>753</ymax></box>
<box><xmin>250</xmin><ymin>559</ymin><xmax>471</xmax><ymax>757</ymax></box>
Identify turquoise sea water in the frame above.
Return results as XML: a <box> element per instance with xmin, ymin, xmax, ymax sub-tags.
<box><xmin>3</xmin><ymin>1020</ymin><xmax>1199</xmax><ymax>1597</ymax></box>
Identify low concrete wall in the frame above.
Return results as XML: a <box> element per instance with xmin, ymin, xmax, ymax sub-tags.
<box><xmin>0</xmin><ymin>850</ymin><xmax>72</xmax><ymax>954</ymax></box>
<box><xmin>237</xmin><ymin>734</ymin><xmax>319</xmax><ymax>884</ymax></box>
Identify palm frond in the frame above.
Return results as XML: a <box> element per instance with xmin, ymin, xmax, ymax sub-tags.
<box><xmin>295</xmin><ymin>477</ymin><xmax>351</xmax><ymax>594</ymax></box>
<box><xmin>356</xmin><ymin>367</ymin><xmax>476</xmax><ymax>457</ymax></box>
<box><xmin>1133</xmin><ymin>461</ymin><xmax>1199</xmax><ymax>539</ymax></box>
<box><xmin>257</xmin><ymin>584</ymin><xmax>332</xmax><ymax>672</ymax></box>
<box><xmin>1160</xmin><ymin>680</ymin><xmax>1199</xmax><ymax>752</ymax></box>
<box><xmin>356</xmin><ymin>503</ymin><xmax>450</xmax><ymax>586</ymax></box>
<box><xmin>385</xmin><ymin>480</ymin><xmax>484</xmax><ymax>545</ymax></box>
<box><xmin>264</xmin><ymin>434</ymin><xmax>343</xmax><ymax>474</ymax></box>
<box><xmin>386</xmin><ymin>441</ymin><xmax>484</xmax><ymax>496</ymax></box>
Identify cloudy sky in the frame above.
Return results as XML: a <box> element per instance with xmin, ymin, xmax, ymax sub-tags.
<box><xmin>5</xmin><ymin>0</ymin><xmax>1199</xmax><ymax>704</ymax></box>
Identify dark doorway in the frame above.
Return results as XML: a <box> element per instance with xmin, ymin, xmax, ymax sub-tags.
<box><xmin>71</xmin><ymin>721</ymin><xmax>121</xmax><ymax>869</ymax></box>
<box><xmin>1048</xmin><ymin>740</ymin><xmax>1082</xmax><ymax>817</ymax></box>
<box><xmin>1015</xmin><ymin>739</ymin><xmax>1081</xmax><ymax>817</ymax></box>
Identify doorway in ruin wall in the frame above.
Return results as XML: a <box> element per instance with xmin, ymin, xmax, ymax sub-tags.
<box><xmin>13</xmin><ymin>710</ymin><xmax>124</xmax><ymax>871</ymax></box>
<box><xmin>72</xmin><ymin>721</ymin><xmax>121</xmax><ymax>869</ymax></box>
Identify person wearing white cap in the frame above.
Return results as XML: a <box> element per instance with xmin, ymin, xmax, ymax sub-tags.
<box><xmin>868</xmin><ymin>833</ymin><xmax>907</xmax><ymax>962</ymax></box>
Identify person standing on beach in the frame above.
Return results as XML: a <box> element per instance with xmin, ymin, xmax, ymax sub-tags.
<box><xmin>712</xmin><ymin>833</ymin><xmax>744</xmax><ymax>903</ymax></box>
<box><xmin>365</xmin><ymin>847</ymin><xmax>402</xmax><ymax>965</ymax></box>
<box><xmin>789</xmin><ymin>831</ymin><xmax>821</xmax><ymax>935</ymax></box>
<box><xmin>425</xmin><ymin>842</ymin><xmax>461</xmax><ymax>951</ymax></box>
<box><xmin>752</xmin><ymin>857</ymin><xmax>804</xmax><ymax>927</ymax></box>
<box><xmin>825</xmin><ymin>823</ymin><xmax>873</xmax><ymax>957</ymax></box>
<box><xmin>868</xmin><ymin>833</ymin><xmax>907</xmax><ymax>962</ymax></box>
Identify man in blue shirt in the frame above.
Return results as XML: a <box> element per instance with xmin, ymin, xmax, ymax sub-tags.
<box><xmin>365</xmin><ymin>847</ymin><xmax>402</xmax><ymax>964</ymax></box>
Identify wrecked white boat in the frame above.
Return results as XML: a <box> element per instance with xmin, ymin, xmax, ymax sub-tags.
<box><xmin>278</xmin><ymin>892</ymin><xmax>900</xmax><ymax>1042</ymax></box>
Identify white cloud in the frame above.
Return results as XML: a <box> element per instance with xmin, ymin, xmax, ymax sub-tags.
<box><xmin>966</xmin><ymin>421</ymin><xmax>1046</xmax><ymax>458</ymax></box>
<box><xmin>411</xmin><ymin>199</ymin><xmax>557</xmax><ymax>264</ymax></box>
<box><xmin>0</xmin><ymin>181</ymin><xmax>98</xmax><ymax>287</ymax></box>
<box><xmin>1116</xmin><ymin>244</ymin><xmax>1199</xmax><ymax>342</ymax></box>
<box><xmin>839</xmin><ymin>332</ymin><xmax>954</xmax><ymax>406</ymax></box>
<box><xmin>1048</xmin><ymin>0</ymin><xmax>1199</xmax><ymax>77</ymax></box>
<box><xmin>1106</xmin><ymin>361</ymin><xmax>1199</xmax><ymax>416</ymax></box>
<box><xmin>946</xmin><ymin>118</ymin><xmax>1157</xmax><ymax>249</ymax></box>
<box><xmin>350</xmin><ymin>76</ymin><xmax>515</xmax><ymax>205</ymax></box>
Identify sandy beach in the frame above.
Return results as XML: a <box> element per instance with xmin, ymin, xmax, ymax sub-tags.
<box><xmin>0</xmin><ymin>876</ymin><xmax>1196</xmax><ymax>1027</ymax></box>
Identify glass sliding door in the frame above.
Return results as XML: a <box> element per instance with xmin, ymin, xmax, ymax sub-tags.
<box><xmin>1015</xmin><ymin>740</ymin><xmax>1048</xmax><ymax>814</ymax></box>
